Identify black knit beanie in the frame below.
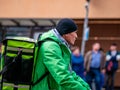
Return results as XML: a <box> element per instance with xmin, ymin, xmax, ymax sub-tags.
<box><xmin>56</xmin><ymin>18</ymin><xmax>78</xmax><ymax>36</ymax></box>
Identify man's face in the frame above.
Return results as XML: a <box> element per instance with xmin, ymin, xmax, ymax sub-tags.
<box><xmin>73</xmin><ymin>48</ymin><xmax>80</xmax><ymax>56</ymax></box>
<box><xmin>63</xmin><ymin>31</ymin><xmax>78</xmax><ymax>45</ymax></box>
<box><xmin>93</xmin><ymin>43</ymin><xmax>100</xmax><ymax>51</ymax></box>
<box><xmin>110</xmin><ymin>45</ymin><xmax>117</xmax><ymax>51</ymax></box>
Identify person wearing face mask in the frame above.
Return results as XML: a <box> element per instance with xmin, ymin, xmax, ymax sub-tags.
<box><xmin>105</xmin><ymin>43</ymin><xmax>120</xmax><ymax>90</ymax></box>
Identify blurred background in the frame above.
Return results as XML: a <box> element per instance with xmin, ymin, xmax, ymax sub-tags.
<box><xmin>0</xmin><ymin>0</ymin><xmax>120</xmax><ymax>89</ymax></box>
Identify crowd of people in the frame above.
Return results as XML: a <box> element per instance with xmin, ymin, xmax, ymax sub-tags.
<box><xmin>71</xmin><ymin>43</ymin><xmax>120</xmax><ymax>90</ymax></box>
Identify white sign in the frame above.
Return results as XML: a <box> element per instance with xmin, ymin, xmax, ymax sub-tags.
<box><xmin>84</xmin><ymin>27</ymin><xmax>90</xmax><ymax>41</ymax></box>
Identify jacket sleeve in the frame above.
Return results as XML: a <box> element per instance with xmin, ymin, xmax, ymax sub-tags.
<box><xmin>41</xmin><ymin>41</ymin><xmax>90</xmax><ymax>90</ymax></box>
<box><xmin>84</xmin><ymin>51</ymin><xmax>90</xmax><ymax>71</ymax></box>
<box><xmin>116</xmin><ymin>52</ymin><xmax>120</xmax><ymax>61</ymax></box>
<box><xmin>71</xmin><ymin>71</ymin><xmax>90</xmax><ymax>89</ymax></box>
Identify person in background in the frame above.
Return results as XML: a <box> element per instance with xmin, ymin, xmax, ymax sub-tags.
<box><xmin>71</xmin><ymin>46</ymin><xmax>85</xmax><ymax>80</ymax></box>
<box><xmin>84</xmin><ymin>43</ymin><xmax>106</xmax><ymax>90</ymax></box>
<box><xmin>105</xmin><ymin>43</ymin><xmax>120</xmax><ymax>90</ymax></box>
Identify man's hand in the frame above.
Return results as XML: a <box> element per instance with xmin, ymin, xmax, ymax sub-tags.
<box><xmin>84</xmin><ymin>71</ymin><xmax>87</xmax><ymax>76</ymax></box>
<box><xmin>101</xmin><ymin>69</ymin><xmax>106</xmax><ymax>74</ymax></box>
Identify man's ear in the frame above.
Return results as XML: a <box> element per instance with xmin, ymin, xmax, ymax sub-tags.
<box><xmin>62</xmin><ymin>34</ymin><xmax>66</xmax><ymax>38</ymax></box>
<box><xmin>62</xmin><ymin>34</ymin><xmax>68</xmax><ymax>39</ymax></box>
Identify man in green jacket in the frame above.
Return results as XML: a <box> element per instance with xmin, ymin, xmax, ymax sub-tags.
<box><xmin>32</xmin><ymin>18</ymin><xmax>90</xmax><ymax>90</ymax></box>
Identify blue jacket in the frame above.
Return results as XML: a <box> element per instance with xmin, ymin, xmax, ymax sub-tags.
<box><xmin>71</xmin><ymin>54</ymin><xmax>85</xmax><ymax>79</ymax></box>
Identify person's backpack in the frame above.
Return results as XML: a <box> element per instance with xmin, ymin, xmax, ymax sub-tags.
<box><xmin>0</xmin><ymin>36</ymin><xmax>50</xmax><ymax>90</ymax></box>
<box><xmin>0</xmin><ymin>37</ymin><xmax>36</xmax><ymax>90</ymax></box>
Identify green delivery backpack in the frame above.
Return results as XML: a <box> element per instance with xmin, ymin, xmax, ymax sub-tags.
<box><xmin>0</xmin><ymin>36</ymin><xmax>49</xmax><ymax>90</ymax></box>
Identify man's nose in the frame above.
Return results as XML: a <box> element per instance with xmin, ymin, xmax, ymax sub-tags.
<box><xmin>75</xmin><ymin>33</ymin><xmax>78</xmax><ymax>39</ymax></box>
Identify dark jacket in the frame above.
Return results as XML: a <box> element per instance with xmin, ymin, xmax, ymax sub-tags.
<box><xmin>105</xmin><ymin>51</ymin><xmax>120</xmax><ymax>73</ymax></box>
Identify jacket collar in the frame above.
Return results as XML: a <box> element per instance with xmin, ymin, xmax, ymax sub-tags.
<box><xmin>52</xmin><ymin>29</ymin><xmax>70</xmax><ymax>48</ymax></box>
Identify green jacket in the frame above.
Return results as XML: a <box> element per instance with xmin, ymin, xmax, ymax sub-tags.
<box><xmin>31</xmin><ymin>30</ymin><xmax>90</xmax><ymax>90</ymax></box>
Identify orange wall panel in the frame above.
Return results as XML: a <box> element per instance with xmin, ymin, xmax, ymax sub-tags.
<box><xmin>0</xmin><ymin>0</ymin><xmax>120</xmax><ymax>18</ymax></box>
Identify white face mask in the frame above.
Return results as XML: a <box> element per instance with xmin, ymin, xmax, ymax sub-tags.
<box><xmin>111</xmin><ymin>51</ymin><xmax>117</xmax><ymax>56</ymax></box>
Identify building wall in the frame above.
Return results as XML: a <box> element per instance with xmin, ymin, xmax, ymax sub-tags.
<box><xmin>0</xmin><ymin>0</ymin><xmax>120</xmax><ymax>18</ymax></box>
<box><xmin>75</xmin><ymin>22</ymin><xmax>120</xmax><ymax>52</ymax></box>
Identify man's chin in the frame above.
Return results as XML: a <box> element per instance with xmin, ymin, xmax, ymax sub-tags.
<box><xmin>67</xmin><ymin>40</ymin><xmax>75</xmax><ymax>46</ymax></box>
<box><xmin>69</xmin><ymin>42</ymin><xmax>75</xmax><ymax>46</ymax></box>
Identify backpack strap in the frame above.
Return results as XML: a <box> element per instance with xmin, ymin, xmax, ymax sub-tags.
<box><xmin>32</xmin><ymin>38</ymin><xmax>59</xmax><ymax>86</ymax></box>
<box><xmin>32</xmin><ymin>72</ymin><xmax>49</xmax><ymax>86</ymax></box>
<box><xmin>0</xmin><ymin>49</ymin><xmax>22</xmax><ymax>76</ymax></box>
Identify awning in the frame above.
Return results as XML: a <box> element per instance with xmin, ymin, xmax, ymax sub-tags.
<box><xmin>0</xmin><ymin>19</ymin><xmax>60</xmax><ymax>27</ymax></box>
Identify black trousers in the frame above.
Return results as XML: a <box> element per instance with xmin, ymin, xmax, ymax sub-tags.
<box><xmin>105</xmin><ymin>71</ymin><xmax>116</xmax><ymax>90</ymax></box>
